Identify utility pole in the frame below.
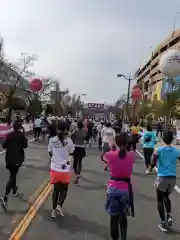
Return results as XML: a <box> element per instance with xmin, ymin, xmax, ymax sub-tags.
<box><xmin>117</xmin><ymin>72</ymin><xmax>135</xmax><ymax>123</ymax></box>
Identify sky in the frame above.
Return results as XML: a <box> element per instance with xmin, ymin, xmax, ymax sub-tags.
<box><xmin>0</xmin><ymin>0</ymin><xmax>180</xmax><ymax>103</ymax></box>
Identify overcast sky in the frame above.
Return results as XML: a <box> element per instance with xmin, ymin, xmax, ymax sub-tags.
<box><xmin>0</xmin><ymin>0</ymin><xmax>180</xmax><ymax>103</ymax></box>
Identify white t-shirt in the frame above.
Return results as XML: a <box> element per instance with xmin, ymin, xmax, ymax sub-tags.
<box><xmin>48</xmin><ymin>136</ymin><xmax>74</xmax><ymax>172</ymax></box>
<box><xmin>34</xmin><ymin>118</ymin><xmax>42</xmax><ymax>128</ymax></box>
<box><xmin>101</xmin><ymin>127</ymin><xmax>115</xmax><ymax>144</ymax></box>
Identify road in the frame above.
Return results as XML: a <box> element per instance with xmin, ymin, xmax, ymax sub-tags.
<box><xmin>0</xmin><ymin>138</ymin><xmax>49</xmax><ymax>239</ymax></box>
<box><xmin>22</xmin><ymin>146</ymin><xmax>180</xmax><ymax>240</ymax></box>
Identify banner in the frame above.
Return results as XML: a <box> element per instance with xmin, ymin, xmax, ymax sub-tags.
<box><xmin>87</xmin><ymin>103</ymin><xmax>105</xmax><ymax>109</ymax></box>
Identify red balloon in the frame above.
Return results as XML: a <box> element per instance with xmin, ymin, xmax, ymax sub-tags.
<box><xmin>131</xmin><ymin>87</ymin><xmax>142</xmax><ymax>101</ymax></box>
<box><xmin>30</xmin><ymin>79</ymin><xmax>43</xmax><ymax>92</ymax></box>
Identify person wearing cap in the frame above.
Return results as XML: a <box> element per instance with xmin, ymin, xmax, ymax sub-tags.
<box><xmin>0</xmin><ymin>121</ymin><xmax>28</xmax><ymax>211</ymax></box>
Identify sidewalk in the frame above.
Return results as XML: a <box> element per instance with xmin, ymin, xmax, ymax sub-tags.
<box><xmin>0</xmin><ymin>140</ymin><xmax>49</xmax><ymax>239</ymax></box>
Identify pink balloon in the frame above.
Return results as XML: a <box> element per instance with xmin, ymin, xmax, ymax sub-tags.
<box><xmin>30</xmin><ymin>79</ymin><xmax>43</xmax><ymax>92</ymax></box>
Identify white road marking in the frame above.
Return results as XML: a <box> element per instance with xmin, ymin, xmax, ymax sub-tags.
<box><xmin>0</xmin><ymin>139</ymin><xmax>35</xmax><ymax>155</ymax></box>
<box><xmin>136</xmin><ymin>149</ymin><xmax>180</xmax><ymax>194</ymax></box>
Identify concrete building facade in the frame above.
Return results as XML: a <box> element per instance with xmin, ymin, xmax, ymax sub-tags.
<box><xmin>135</xmin><ymin>29</ymin><xmax>180</xmax><ymax>102</ymax></box>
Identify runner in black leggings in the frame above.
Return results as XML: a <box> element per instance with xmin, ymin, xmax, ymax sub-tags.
<box><xmin>0</xmin><ymin>121</ymin><xmax>28</xmax><ymax>210</ymax></box>
<box><xmin>71</xmin><ymin>120</ymin><xmax>87</xmax><ymax>184</ymax></box>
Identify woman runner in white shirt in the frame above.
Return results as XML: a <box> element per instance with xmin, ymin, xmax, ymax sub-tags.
<box><xmin>48</xmin><ymin>120</ymin><xmax>74</xmax><ymax>219</ymax></box>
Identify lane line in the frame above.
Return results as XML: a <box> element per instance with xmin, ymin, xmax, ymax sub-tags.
<box><xmin>136</xmin><ymin>149</ymin><xmax>180</xmax><ymax>194</ymax></box>
<box><xmin>9</xmin><ymin>182</ymin><xmax>52</xmax><ymax>240</ymax></box>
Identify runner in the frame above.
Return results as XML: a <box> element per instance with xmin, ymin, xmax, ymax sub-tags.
<box><xmin>103</xmin><ymin>132</ymin><xmax>135</xmax><ymax>240</ymax></box>
<box><xmin>71</xmin><ymin>120</ymin><xmax>87</xmax><ymax>185</ymax></box>
<box><xmin>0</xmin><ymin>121</ymin><xmax>28</xmax><ymax>211</ymax></box>
<box><xmin>142</xmin><ymin>125</ymin><xmax>157</xmax><ymax>174</ymax></box>
<box><xmin>34</xmin><ymin>116</ymin><xmax>42</xmax><ymax>140</ymax></box>
<box><xmin>97</xmin><ymin>121</ymin><xmax>104</xmax><ymax>151</ymax></box>
<box><xmin>129</xmin><ymin>123</ymin><xmax>140</xmax><ymax>152</ymax></box>
<box><xmin>48</xmin><ymin>120</ymin><xmax>74</xmax><ymax>219</ymax></box>
<box><xmin>151</xmin><ymin>130</ymin><xmax>180</xmax><ymax>232</ymax></box>
<box><xmin>101</xmin><ymin>122</ymin><xmax>116</xmax><ymax>171</ymax></box>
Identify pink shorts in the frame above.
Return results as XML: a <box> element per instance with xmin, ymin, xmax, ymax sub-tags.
<box><xmin>50</xmin><ymin>170</ymin><xmax>71</xmax><ymax>184</ymax></box>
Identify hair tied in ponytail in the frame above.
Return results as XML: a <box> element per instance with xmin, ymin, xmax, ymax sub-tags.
<box><xmin>119</xmin><ymin>145</ymin><xmax>126</xmax><ymax>158</ymax></box>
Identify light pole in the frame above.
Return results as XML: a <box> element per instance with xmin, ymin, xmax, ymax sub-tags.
<box><xmin>117</xmin><ymin>73</ymin><xmax>135</xmax><ymax>122</ymax></box>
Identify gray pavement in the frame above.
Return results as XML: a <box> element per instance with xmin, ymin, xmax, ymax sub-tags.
<box><xmin>0</xmin><ymin>139</ymin><xmax>49</xmax><ymax>239</ymax></box>
<box><xmin>22</xmin><ymin>147</ymin><xmax>180</xmax><ymax>240</ymax></box>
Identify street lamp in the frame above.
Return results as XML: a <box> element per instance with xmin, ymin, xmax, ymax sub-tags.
<box><xmin>117</xmin><ymin>73</ymin><xmax>136</xmax><ymax>122</ymax></box>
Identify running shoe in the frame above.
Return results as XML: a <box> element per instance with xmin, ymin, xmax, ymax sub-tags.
<box><xmin>12</xmin><ymin>186</ymin><xmax>19</xmax><ymax>197</ymax></box>
<box><xmin>158</xmin><ymin>222</ymin><xmax>168</xmax><ymax>232</ymax></box>
<box><xmin>74</xmin><ymin>175</ymin><xmax>80</xmax><ymax>185</ymax></box>
<box><xmin>56</xmin><ymin>205</ymin><xmax>65</xmax><ymax>217</ymax></box>
<box><xmin>166</xmin><ymin>216</ymin><xmax>173</xmax><ymax>227</ymax></box>
<box><xmin>0</xmin><ymin>197</ymin><xmax>7</xmax><ymax>211</ymax></box>
<box><xmin>51</xmin><ymin>210</ymin><xmax>56</xmax><ymax>219</ymax></box>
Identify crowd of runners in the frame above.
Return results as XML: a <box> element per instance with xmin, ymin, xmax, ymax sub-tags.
<box><xmin>0</xmin><ymin>116</ymin><xmax>180</xmax><ymax>240</ymax></box>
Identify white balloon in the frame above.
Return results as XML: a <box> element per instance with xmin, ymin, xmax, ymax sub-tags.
<box><xmin>62</xmin><ymin>94</ymin><xmax>71</xmax><ymax>106</ymax></box>
<box><xmin>159</xmin><ymin>49</ymin><xmax>180</xmax><ymax>77</ymax></box>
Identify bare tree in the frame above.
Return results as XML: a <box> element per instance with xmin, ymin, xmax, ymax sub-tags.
<box><xmin>0</xmin><ymin>50</ymin><xmax>37</xmax><ymax>124</ymax></box>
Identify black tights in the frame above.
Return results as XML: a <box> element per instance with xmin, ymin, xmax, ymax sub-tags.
<box><xmin>73</xmin><ymin>157</ymin><xmax>83</xmax><ymax>175</ymax></box>
<box><xmin>110</xmin><ymin>215</ymin><xmax>127</xmax><ymax>240</ymax></box>
<box><xmin>5</xmin><ymin>166</ymin><xmax>19</xmax><ymax>198</ymax></box>
<box><xmin>157</xmin><ymin>189</ymin><xmax>171</xmax><ymax>222</ymax></box>
<box><xmin>143</xmin><ymin>148</ymin><xmax>154</xmax><ymax>169</ymax></box>
<box><xmin>52</xmin><ymin>182</ymin><xmax>68</xmax><ymax>210</ymax></box>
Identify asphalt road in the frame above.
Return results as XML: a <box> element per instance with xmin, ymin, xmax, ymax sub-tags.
<box><xmin>0</xmin><ymin>138</ymin><xmax>49</xmax><ymax>239</ymax></box>
<box><xmin>22</xmin><ymin>146</ymin><xmax>180</xmax><ymax>240</ymax></box>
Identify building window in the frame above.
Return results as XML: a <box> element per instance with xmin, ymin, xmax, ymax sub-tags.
<box><xmin>169</xmin><ymin>36</ymin><xmax>180</xmax><ymax>47</ymax></box>
<box><xmin>152</xmin><ymin>62</ymin><xmax>158</xmax><ymax>69</ymax></box>
<box><xmin>160</xmin><ymin>45</ymin><xmax>168</xmax><ymax>54</ymax></box>
<box><xmin>144</xmin><ymin>81</ymin><xmax>149</xmax><ymax>92</ymax></box>
<box><xmin>152</xmin><ymin>52</ymin><xmax>158</xmax><ymax>60</ymax></box>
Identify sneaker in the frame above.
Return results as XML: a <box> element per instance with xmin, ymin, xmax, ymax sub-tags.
<box><xmin>12</xmin><ymin>187</ymin><xmax>19</xmax><ymax>197</ymax></box>
<box><xmin>166</xmin><ymin>216</ymin><xmax>173</xmax><ymax>227</ymax></box>
<box><xmin>158</xmin><ymin>222</ymin><xmax>168</xmax><ymax>232</ymax></box>
<box><xmin>145</xmin><ymin>169</ymin><xmax>149</xmax><ymax>174</ymax></box>
<box><xmin>74</xmin><ymin>176</ymin><xmax>79</xmax><ymax>185</ymax></box>
<box><xmin>56</xmin><ymin>205</ymin><xmax>64</xmax><ymax>217</ymax></box>
<box><xmin>0</xmin><ymin>197</ymin><xmax>7</xmax><ymax>211</ymax></box>
<box><xmin>51</xmin><ymin>210</ymin><xmax>56</xmax><ymax>219</ymax></box>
